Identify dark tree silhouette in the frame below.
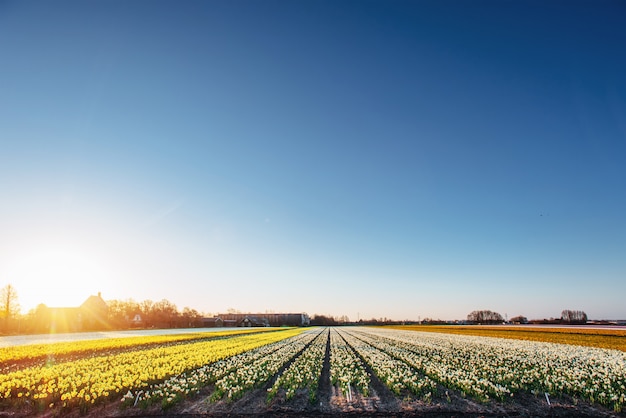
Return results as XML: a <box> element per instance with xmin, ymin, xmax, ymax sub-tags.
<box><xmin>467</xmin><ymin>310</ymin><xmax>504</xmax><ymax>324</ymax></box>
<box><xmin>561</xmin><ymin>309</ymin><xmax>587</xmax><ymax>324</ymax></box>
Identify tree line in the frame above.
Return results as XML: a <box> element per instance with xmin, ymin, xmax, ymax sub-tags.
<box><xmin>0</xmin><ymin>284</ymin><xmax>208</xmax><ymax>333</ymax></box>
<box><xmin>466</xmin><ymin>309</ymin><xmax>588</xmax><ymax>325</ymax></box>
<box><xmin>0</xmin><ymin>283</ymin><xmax>593</xmax><ymax>335</ymax></box>
<box><xmin>106</xmin><ymin>298</ymin><xmax>205</xmax><ymax>329</ymax></box>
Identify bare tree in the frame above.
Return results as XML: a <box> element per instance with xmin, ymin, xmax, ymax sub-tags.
<box><xmin>0</xmin><ymin>284</ymin><xmax>20</xmax><ymax>332</ymax></box>
<box><xmin>182</xmin><ymin>307</ymin><xmax>202</xmax><ymax>327</ymax></box>
<box><xmin>0</xmin><ymin>284</ymin><xmax>20</xmax><ymax>320</ymax></box>
<box><xmin>467</xmin><ymin>310</ymin><xmax>504</xmax><ymax>324</ymax></box>
<box><xmin>561</xmin><ymin>309</ymin><xmax>587</xmax><ymax>324</ymax></box>
<box><xmin>106</xmin><ymin>299</ymin><xmax>143</xmax><ymax>329</ymax></box>
<box><xmin>152</xmin><ymin>299</ymin><xmax>179</xmax><ymax>328</ymax></box>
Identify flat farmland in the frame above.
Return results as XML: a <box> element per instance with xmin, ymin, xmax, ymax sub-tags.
<box><xmin>386</xmin><ymin>325</ymin><xmax>626</xmax><ymax>352</ymax></box>
<box><xmin>1</xmin><ymin>327</ymin><xmax>624</xmax><ymax>417</ymax></box>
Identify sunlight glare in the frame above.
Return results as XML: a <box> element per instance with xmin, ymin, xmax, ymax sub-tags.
<box><xmin>10</xmin><ymin>246</ymin><xmax>108</xmax><ymax>310</ymax></box>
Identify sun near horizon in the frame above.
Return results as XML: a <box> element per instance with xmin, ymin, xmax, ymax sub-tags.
<box><xmin>7</xmin><ymin>243</ymin><xmax>115</xmax><ymax>311</ymax></box>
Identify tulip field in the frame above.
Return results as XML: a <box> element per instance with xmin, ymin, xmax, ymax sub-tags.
<box><xmin>1</xmin><ymin>326</ymin><xmax>625</xmax><ymax>417</ymax></box>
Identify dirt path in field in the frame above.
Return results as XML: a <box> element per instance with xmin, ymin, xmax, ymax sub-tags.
<box><xmin>317</xmin><ymin>328</ymin><xmax>333</xmax><ymax>413</ymax></box>
<box><xmin>98</xmin><ymin>394</ymin><xmax>623</xmax><ymax>418</ymax></box>
<box><xmin>334</xmin><ymin>328</ymin><xmax>401</xmax><ymax>414</ymax></box>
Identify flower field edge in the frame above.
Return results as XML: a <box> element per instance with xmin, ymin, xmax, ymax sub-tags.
<box><xmin>383</xmin><ymin>325</ymin><xmax>626</xmax><ymax>352</ymax></box>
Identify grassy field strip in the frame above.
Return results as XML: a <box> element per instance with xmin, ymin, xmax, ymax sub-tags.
<box><xmin>359</xmin><ymin>327</ymin><xmax>626</xmax><ymax>411</ymax></box>
<box><xmin>329</xmin><ymin>328</ymin><xmax>370</xmax><ymax>397</ymax></box>
<box><xmin>0</xmin><ymin>328</ymin><xmax>304</xmax><ymax>412</ymax></box>
<box><xmin>267</xmin><ymin>328</ymin><xmax>328</xmax><ymax>403</ymax></box>
<box><xmin>0</xmin><ymin>328</ymin><xmax>274</xmax><ymax>368</ymax></box>
<box><xmin>210</xmin><ymin>328</ymin><xmax>322</xmax><ymax>402</ymax></box>
<box><xmin>337</xmin><ymin>328</ymin><xmax>437</xmax><ymax>398</ymax></box>
<box><xmin>126</xmin><ymin>328</ymin><xmax>314</xmax><ymax>408</ymax></box>
<box><xmin>386</xmin><ymin>325</ymin><xmax>626</xmax><ymax>351</ymax></box>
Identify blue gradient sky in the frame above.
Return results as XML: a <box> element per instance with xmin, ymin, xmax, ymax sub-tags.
<box><xmin>1</xmin><ymin>1</ymin><xmax>625</xmax><ymax>320</ymax></box>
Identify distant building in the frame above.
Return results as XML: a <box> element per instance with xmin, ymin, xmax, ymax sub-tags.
<box><xmin>201</xmin><ymin>317</ymin><xmax>224</xmax><ymax>327</ymax></box>
<box><xmin>129</xmin><ymin>313</ymin><xmax>144</xmax><ymax>328</ymax></box>
<box><xmin>216</xmin><ymin>313</ymin><xmax>310</xmax><ymax>327</ymax></box>
<box><xmin>35</xmin><ymin>293</ymin><xmax>109</xmax><ymax>332</ymax></box>
<box><xmin>240</xmin><ymin>316</ymin><xmax>270</xmax><ymax>327</ymax></box>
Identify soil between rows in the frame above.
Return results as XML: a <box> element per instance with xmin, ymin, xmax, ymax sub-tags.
<box><xmin>85</xmin><ymin>391</ymin><xmax>623</xmax><ymax>418</ymax></box>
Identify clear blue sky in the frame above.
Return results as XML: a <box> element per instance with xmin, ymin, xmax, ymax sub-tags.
<box><xmin>1</xmin><ymin>1</ymin><xmax>625</xmax><ymax>320</ymax></box>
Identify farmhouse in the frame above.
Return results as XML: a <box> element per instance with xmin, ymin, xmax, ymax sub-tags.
<box><xmin>129</xmin><ymin>313</ymin><xmax>144</xmax><ymax>328</ymax></box>
<box><xmin>201</xmin><ymin>317</ymin><xmax>224</xmax><ymax>327</ymax></box>
<box><xmin>34</xmin><ymin>292</ymin><xmax>109</xmax><ymax>332</ymax></box>
<box><xmin>240</xmin><ymin>316</ymin><xmax>270</xmax><ymax>327</ymax></box>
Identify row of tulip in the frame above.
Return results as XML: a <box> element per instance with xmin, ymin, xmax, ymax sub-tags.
<box><xmin>0</xmin><ymin>328</ymin><xmax>303</xmax><ymax>412</ymax></box>
<box><xmin>353</xmin><ymin>327</ymin><xmax>626</xmax><ymax>411</ymax></box>
<box><xmin>348</xmin><ymin>328</ymin><xmax>507</xmax><ymax>401</ymax></box>
<box><xmin>267</xmin><ymin>328</ymin><xmax>328</xmax><ymax>403</ymax></box>
<box><xmin>210</xmin><ymin>328</ymin><xmax>322</xmax><ymax>402</ymax></box>
<box><xmin>123</xmin><ymin>328</ymin><xmax>310</xmax><ymax>408</ymax></box>
<box><xmin>0</xmin><ymin>328</ymin><xmax>265</xmax><ymax>371</ymax></box>
<box><xmin>337</xmin><ymin>329</ymin><xmax>437</xmax><ymax>398</ymax></box>
<box><xmin>6</xmin><ymin>326</ymin><xmax>623</xmax><ymax>415</ymax></box>
<box><xmin>329</xmin><ymin>328</ymin><xmax>370</xmax><ymax>397</ymax></box>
